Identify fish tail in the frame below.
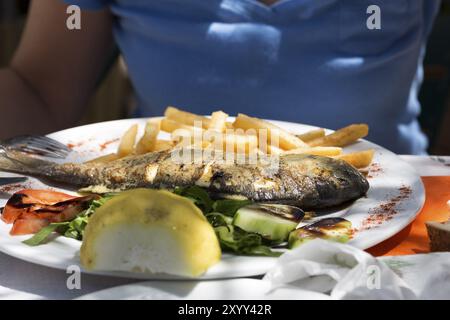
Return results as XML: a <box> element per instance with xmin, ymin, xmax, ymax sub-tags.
<box><xmin>0</xmin><ymin>149</ymin><xmax>56</xmax><ymax>177</ymax></box>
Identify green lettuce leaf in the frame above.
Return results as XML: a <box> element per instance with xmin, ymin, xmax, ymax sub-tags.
<box><xmin>214</xmin><ymin>224</ymin><xmax>281</xmax><ymax>257</ymax></box>
<box><xmin>212</xmin><ymin>199</ymin><xmax>252</xmax><ymax>217</ymax></box>
<box><xmin>22</xmin><ymin>222</ymin><xmax>69</xmax><ymax>246</ymax></box>
<box><xmin>173</xmin><ymin>186</ymin><xmax>214</xmax><ymax>213</ymax></box>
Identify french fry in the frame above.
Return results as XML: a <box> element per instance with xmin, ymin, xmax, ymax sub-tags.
<box><xmin>164</xmin><ymin>106</ymin><xmax>210</xmax><ymax>129</ymax></box>
<box><xmin>172</xmin><ymin>131</ymin><xmax>210</xmax><ymax>150</ymax></box>
<box><xmin>161</xmin><ymin>118</ymin><xmax>204</xmax><ymax>134</ymax></box>
<box><xmin>284</xmin><ymin>147</ymin><xmax>343</xmax><ymax>157</ymax></box>
<box><xmin>233</xmin><ymin>114</ymin><xmax>308</xmax><ymax>150</ymax></box>
<box><xmin>172</xmin><ymin>128</ymin><xmax>257</xmax><ymax>154</ymax></box>
<box><xmin>220</xmin><ymin>133</ymin><xmax>258</xmax><ymax>154</ymax></box>
<box><xmin>170</xmin><ymin>125</ymin><xmax>205</xmax><ymax>150</ymax></box>
<box><xmin>85</xmin><ymin>153</ymin><xmax>120</xmax><ymax>164</ymax></box>
<box><xmin>153</xmin><ymin>139</ymin><xmax>175</xmax><ymax>152</ymax></box>
<box><xmin>172</xmin><ymin>126</ymin><xmax>209</xmax><ymax>149</ymax></box>
<box><xmin>257</xmin><ymin>132</ymin><xmax>283</xmax><ymax>155</ymax></box>
<box><xmin>208</xmin><ymin>111</ymin><xmax>229</xmax><ymax>133</ymax></box>
<box><xmin>308</xmin><ymin>124</ymin><xmax>369</xmax><ymax>147</ymax></box>
<box><xmin>199</xmin><ymin>130</ymin><xmax>258</xmax><ymax>154</ymax></box>
<box><xmin>181</xmin><ymin>141</ymin><xmax>211</xmax><ymax>149</ymax></box>
<box><xmin>334</xmin><ymin>149</ymin><xmax>375</xmax><ymax>168</ymax></box>
<box><xmin>135</xmin><ymin>120</ymin><xmax>161</xmax><ymax>154</ymax></box>
<box><xmin>117</xmin><ymin>124</ymin><xmax>138</xmax><ymax>157</ymax></box>
<box><xmin>297</xmin><ymin>129</ymin><xmax>325</xmax><ymax>143</ymax></box>
<box><xmin>264</xmin><ymin>144</ymin><xmax>284</xmax><ymax>155</ymax></box>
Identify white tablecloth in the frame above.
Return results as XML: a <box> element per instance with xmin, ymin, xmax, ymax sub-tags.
<box><xmin>1</xmin><ymin>156</ymin><xmax>449</xmax><ymax>300</ymax></box>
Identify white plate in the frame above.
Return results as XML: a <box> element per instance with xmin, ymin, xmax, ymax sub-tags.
<box><xmin>77</xmin><ymin>279</ymin><xmax>330</xmax><ymax>300</ymax></box>
<box><xmin>0</xmin><ymin>118</ymin><xmax>425</xmax><ymax>280</ymax></box>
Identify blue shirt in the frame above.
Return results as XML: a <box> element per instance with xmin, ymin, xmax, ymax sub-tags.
<box><xmin>67</xmin><ymin>0</ymin><xmax>440</xmax><ymax>154</ymax></box>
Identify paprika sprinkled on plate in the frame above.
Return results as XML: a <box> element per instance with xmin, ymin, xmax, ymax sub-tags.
<box><xmin>356</xmin><ymin>185</ymin><xmax>412</xmax><ymax>232</ymax></box>
<box><xmin>367</xmin><ymin>162</ymin><xmax>383</xmax><ymax>179</ymax></box>
<box><xmin>66</xmin><ymin>141</ymin><xmax>85</xmax><ymax>149</ymax></box>
<box><xmin>0</xmin><ymin>181</ymin><xmax>32</xmax><ymax>194</ymax></box>
<box><xmin>99</xmin><ymin>138</ymin><xmax>119</xmax><ymax>151</ymax></box>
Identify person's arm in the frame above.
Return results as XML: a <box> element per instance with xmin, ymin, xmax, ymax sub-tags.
<box><xmin>0</xmin><ymin>0</ymin><xmax>115</xmax><ymax>138</ymax></box>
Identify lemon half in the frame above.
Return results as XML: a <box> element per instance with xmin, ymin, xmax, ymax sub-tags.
<box><xmin>80</xmin><ymin>189</ymin><xmax>221</xmax><ymax>277</ymax></box>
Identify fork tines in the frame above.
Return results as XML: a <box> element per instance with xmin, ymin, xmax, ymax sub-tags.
<box><xmin>5</xmin><ymin>135</ymin><xmax>71</xmax><ymax>159</ymax></box>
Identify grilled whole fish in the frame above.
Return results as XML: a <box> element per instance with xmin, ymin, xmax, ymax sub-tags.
<box><xmin>0</xmin><ymin>150</ymin><xmax>369</xmax><ymax>209</ymax></box>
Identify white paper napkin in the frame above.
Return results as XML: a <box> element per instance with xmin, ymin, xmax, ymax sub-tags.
<box><xmin>263</xmin><ymin>239</ymin><xmax>450</xmax><ymax>300</ymax></box>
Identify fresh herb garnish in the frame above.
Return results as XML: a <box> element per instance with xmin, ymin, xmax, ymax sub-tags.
<box><xmin>173</xmin><ymin>186</ymin><xmax>214</xmax><ymax>213</ymax></box>
<box><xmin>22</xmin><ymin>223</ymin><xmax>67</xmax><ymax>246</ymax></box>
<box><xmin>212</xmin><ymin>199</ymin><xmax>252</xmax><ymax>217</ymax></box>
<box><xmin>205</xmin><ymin>212</ymin><xmax>233</xmax><ymax>227</ymax></box>
<box><xmin>214</xmin><ymin>225</ymin><xmax>281</xmax><ymax>257</ymax></box>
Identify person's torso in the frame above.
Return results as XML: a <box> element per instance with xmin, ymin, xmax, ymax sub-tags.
<box><xmin>96</xmin><ymin>0</ymin><xmax>439</xmax><ymax>154</ymax></box>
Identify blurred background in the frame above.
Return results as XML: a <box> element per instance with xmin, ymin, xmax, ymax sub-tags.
<box><xmin>1</xmin><ymin>0</ymin><xmax>449</xmax><ymax>154</ymax></box>
<box><xmin>0</xmin><ymin>0</ymin><xmax>134</xmax><ymax>125</ymax></box>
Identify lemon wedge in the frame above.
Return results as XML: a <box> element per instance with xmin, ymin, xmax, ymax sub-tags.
<box><xmin>80</xmin><ymin>189</ymin><xmax>221</xmax><ymax>277</ymax></box>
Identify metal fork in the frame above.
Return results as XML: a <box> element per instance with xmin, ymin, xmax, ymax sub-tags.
<box><xmin>0</xmin><ymin>176</ymin><xmax>27</xmax><ymax>186</ymax></box>
<box><xmin>0</xmin><ymin>135</ymin><xmax>71</xmax><ymax>159</ymax></box>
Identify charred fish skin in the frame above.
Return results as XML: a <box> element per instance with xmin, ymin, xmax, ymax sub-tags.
<box><xmin>205</xmin><ymin>154</ymin><xmax>369</xmax><ymax>208</ymax></box>
<box><xmin>0</xmin><ymin>150</ymin><xmax>369</xmax><ymax>209</ymax></box>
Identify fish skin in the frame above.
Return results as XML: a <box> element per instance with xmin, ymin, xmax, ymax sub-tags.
<box><xmin>0</xmin><ymin>150</ymin><xmax>369</xmax><ymax>209</ymax></box>
<box><xmin>205</xmin><ymin>153</ymin><xmax>369</xmax><ymax>208</ymax></box>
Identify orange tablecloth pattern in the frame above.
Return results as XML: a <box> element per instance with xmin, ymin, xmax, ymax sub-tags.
<box><xmin>367</xmin><ymin>176</ymin><xmax>450</xmax><ymax>256</ymax></box>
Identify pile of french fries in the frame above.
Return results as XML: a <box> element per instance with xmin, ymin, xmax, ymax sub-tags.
<box><xmin>88</xmin><ymin>106</ymin><xmax>374</xmax><ymax>169</ymax></box>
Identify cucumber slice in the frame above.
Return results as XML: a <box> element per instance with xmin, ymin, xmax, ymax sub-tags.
<box><xmin>232</xmin><ymin>204</ymin><xmax>304</xmax><ymax>242</ymax></box>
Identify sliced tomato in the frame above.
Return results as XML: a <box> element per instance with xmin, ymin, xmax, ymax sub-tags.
<box><xmin>50</xmin><ymin>203</ymin><xmax>86</xmax><ymax>222</ymax></box>
<box><xmin>16</xmin><ymin>189</ymin><xmax>78</xmax><ymax>205</ymax></box>
<box><xmin>1</xmin><ymin>189</ymin><xmax>78</xmax><ymax>224</ymax></box>
<box><xmin>1</xmin><ymin>189</ymin><xmax>98</xmax><ymax>235</ymax></box>
<box><xmin>20</xmin><ymin>201</ymin><xmax>91</xmax><ymax>223</ymax></box>
<box><xmin>10</xmin><ymin>218</ymin><xmax>50</xmax><ymax>235</ymax></box>
<box><xmin>20</xmin><ymin>210</ymin><xmax>59</xmax><ymax>221</ymax></box>
<box><xmin>1</xmin><ymin>203</ymin><xmax>27</xmax><ymax>224</ymax></box>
